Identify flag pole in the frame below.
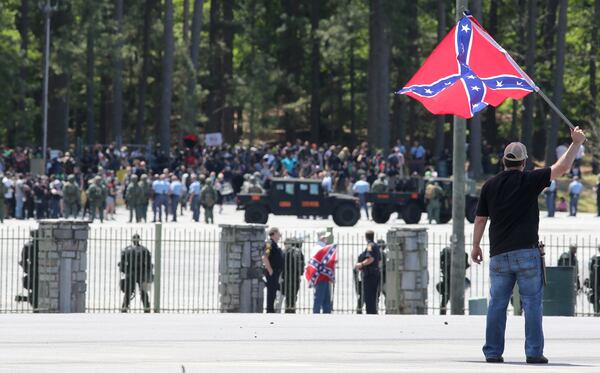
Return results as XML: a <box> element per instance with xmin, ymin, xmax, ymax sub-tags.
<box><xmin>536</xmin><ymin>90</ymin><xmax>576</xmax><ymax>130</ymax></box>
<box><xmin>450</xmin><ymin>0</ymin><xmax>468</xmax><ymax>316</ymax></box>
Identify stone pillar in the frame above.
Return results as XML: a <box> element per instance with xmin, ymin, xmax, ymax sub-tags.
<box><xmin>37</xmin><ymin>220</ymin><xmax>89</xmax><ymax>313</ymax></box>
<box><xmin>219</xmin><ymin>224</ymin><xmax>266</xmax><ymax>313</ymax></box>
<box><xmin>384</xmin><ymin>227</ymin><xmax>428</xmax><ymax>314</ymax></box>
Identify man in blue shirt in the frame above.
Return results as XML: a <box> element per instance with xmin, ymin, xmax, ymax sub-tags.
<box><xmin>543</xmin><ymin>180</ymin><xmax>557</xmax><ymax>217</ymax></box>
<box><xmin>188</xmin><ymin>175</ymin><xmax>202</xmax><ymax>222</ymax></box>
<box><xmin>352</xmin><ymin>175</ymin><xmax>370</xmax><ymax>219</ymax></box>
<box><xmin>152</xmin><ymin>174</ymin><xmax>170</xmax><ymax>222</ymax></box>
<box><xmin>169</xmin><ymin>175</ymin><xmax>183</xmax><ymax>222</ymax></box>
<box><xmin>568</xmin><ymin>176</ymin><xmax>583</xmax><ymax>216</ymax></box>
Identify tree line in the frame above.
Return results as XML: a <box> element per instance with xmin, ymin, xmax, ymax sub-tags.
<box><xmin>0</xmin><ymin>0</ymin><xmax>598</xmax><ymax>174</ymax></box>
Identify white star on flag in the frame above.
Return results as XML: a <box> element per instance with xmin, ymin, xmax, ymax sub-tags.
<box><xmin>425</xmin><ymin>89</ymin><xmax>433</xmax><ymax>94</ymax></box>
<box><xmin>516</xmin><ymin>81</ymin><xmax>523</xmax><ymax>86</ymax></box>
<box><xmin>495</xmin><ymin>80</ymin><xmax>503</xmax><ymax>87</ymax></box>
<box><xmin>472</xmin><ymin>103</ymin><xmax>479</xmax><ymax>108</ymax></box>
<box><xmin>471</xmin><ymin>86</ymin><xmax>480</xmax><ymax>91</ymax></box>
<box><xmin>467</xmin><ymin>75</ymin><xmax>476</xmax><ymax>79</ymax></box>
<box><xmin>444</xmin><ymin>82</ymin><xmax>452</xmax><ymax>86</ymax></box>
<box><xmin>461</xmin><ymin>24</ymin><xmax>470</xmax><ymax>33</ymax></box>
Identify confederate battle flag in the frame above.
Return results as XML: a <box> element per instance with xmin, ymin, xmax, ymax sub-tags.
<box><xmin>397</xmin><ymin>11</ymin><xmax>537</xmax><ymax>118</ymax></box>
<box><xmin>305</xmin><ymin>244</ymin><xmax>337</xmax><ymax>288</ymax></box>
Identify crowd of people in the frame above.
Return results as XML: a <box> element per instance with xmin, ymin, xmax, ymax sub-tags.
<box><xmin>0</xmin><ymin>138</ymin><xmax>597</xmax><ymax>223</ymax></box>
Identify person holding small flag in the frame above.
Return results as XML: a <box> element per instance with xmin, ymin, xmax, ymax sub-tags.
<box><xmin>262</xmin><ymin>227</ymin><xmax>283</xmax><ymax>313</ymax></box>
<box><xmin>306</xmin><ymin>230</ymin><xmax>336</xmax><ymax>314</ymax></box>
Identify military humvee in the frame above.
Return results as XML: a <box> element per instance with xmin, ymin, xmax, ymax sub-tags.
<box><xmin>237</xmin><ymin>178</ymin><xmax>361</xmax><ymax>226</ymax></box>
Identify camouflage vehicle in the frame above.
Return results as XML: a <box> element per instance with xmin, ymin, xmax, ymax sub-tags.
<box><xmin>366</xmin><ymin>177</ymin><xmax>479</xmax><ymax>224</ymax></box>
<box><xmin>236</xmin><ymin>178</ymin><xmax>360</xmax><ymax>226</ymax></box>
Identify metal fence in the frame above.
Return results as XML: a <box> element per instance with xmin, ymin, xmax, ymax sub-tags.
<box><xmin>1</xmin><ymin>224</ymin><xmax>599</xmax><ymax>315</ymax></box>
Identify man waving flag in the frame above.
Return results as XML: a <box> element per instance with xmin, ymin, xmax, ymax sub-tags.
<box><xmin>397</xmin><ymin>12</ymin><xmax>537</xmax><ymax>119</ymax></box>
<box><xmin>305</xmin><ymin>243</ymin><xmax>337</xmax><ymax>288</ymax></box>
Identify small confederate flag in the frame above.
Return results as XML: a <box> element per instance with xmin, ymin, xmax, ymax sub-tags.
<box><xmin>305</xmin><ymin>244</ymin><xmax>337</xmax><ymax>287</ymax></box>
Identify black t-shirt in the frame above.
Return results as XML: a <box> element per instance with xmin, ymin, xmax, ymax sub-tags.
<box><xmin>265</xmin><ymin>239</ymin><xmax>284</xmax><ymax>274</ymax></box>
<box><xmin>476</xmin><ymin>168</ymin><xmax>550</xmax><ymax>257</ymax></box>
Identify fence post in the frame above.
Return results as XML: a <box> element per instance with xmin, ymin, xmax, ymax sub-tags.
<box><xmin>384</xmin><ymin>227</ymin><xmax>429</xmax><ymax>314</ymax></box>
<box><xmin>153</xmin><ymin>222</ymin><xmax>162</xmax><ymax>313</ymax></box>
<box><xmin>36</xmin><ymin>220</ymin><xmax>89</xmax><ymax>313</ymax></box>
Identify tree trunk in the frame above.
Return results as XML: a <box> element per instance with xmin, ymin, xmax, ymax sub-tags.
<box><xmin>159</xmin><ymin>0</ymin><xmax>175</xmax><ymax>149</ymax></box>
<box><xmin>521</xmin><ymin>0</ymin><xmax>536</xmax><ymax>167</ymax></box>
<box><xmin>590</xmin><ymin>0</ymin><xmax>599</xmax><ymax>116</ymax></box>
<box><xmin>405</xmin><ymin>0</ymin><xmax>418</xmax><ymax>140</ymax></box>
<box><xmin>469</xmin><ymin>0</ymin><xmax>483</xmax><ymax>179</ymax></box>
<box><xmin>183</xmin><ymin>0</ymin><xmax>190</xmax><ymax>47</ymax></box>
<box><xmin>136</xmin><ymin>0</ymin><xmax>153</xmax><ymax>145</ymax></box>
<box><xmin>206</xmin><ymin>0</ymin><xmax>221</xmax><ymax>133</ymax></box>
<box><xmin>48</xmin><ymin>73</ymin><xmax>69</xmax><ymax>151</ymax></box>
<box><xmin>14</xmin><ymin>0</ymin><xmax>29</xmax><ymax>147</ymax></box>
<box><xmin>221</xmin><ymin>0</ymin><xmax>235</xmax><ymax>143</ymax></box>
<box><xmin>349</xmin><ymin>29</ymin><xmax>356</xmax><ymax>145</ymax></box>
<box><xmin>545</xmin><ymin>0</ymin><xmax>568</xmax><ymax>165</ymax></box>
<box><xmin>183</xmin><ymin>0</ymin><xmax>204</xmax><ymax>133</ymax></box>
<box><xmin>434</xmin><ymin>0</ymin><xmax>447</xmax><ymax>163</ymax></box>
<box><xmin>367</xmin><ymin>0</ymin><xmax>390</xmax><ymax>152</ymax></box>
<box><xmin>112</xmin><ymin>0</ymin><xmax>124</xmax><ymax>147</ymax></box>
<box><xmin>310</xmin><ymin>0</ymin><xmax>321</xmax><ymax>143</ymax></box>
<box><xmin>86</xmin><ymin>1</ymin><xmax>96</xmax><ymax>145</ymax></box>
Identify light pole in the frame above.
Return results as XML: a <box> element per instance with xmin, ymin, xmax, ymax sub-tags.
<box><xmin>41</xmin><ymin>0</ymin><xmax>58</xmax><ymax>174</ymax></box>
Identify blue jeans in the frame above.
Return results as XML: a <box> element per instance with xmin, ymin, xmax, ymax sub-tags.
<box><xmin>313</xmin><ymin>281</ymin><xmax>332</xmax><ymax>314</ymax></box>
<box><xmin>484</xmin><ymin>247</ymin><xmax>544</xmax><ymax>359</ymax></box>
<box><xmin>191</xmin><ymin>195</ymin><xmax>201</xmax><ymax>222</ymax></box>
<box><xmin>569</xmin><ymin>193</ymin><xmax>579</xmax><ymax>216</ymax></box>
<box><xmin>544</xmin><ymin>191</ymin><xmax>555</xmax><ymax>217</ymax></box>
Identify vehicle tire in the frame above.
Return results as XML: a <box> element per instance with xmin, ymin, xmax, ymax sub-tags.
<box><xmin>333</xmin><ymin>203</ymin><xmax>360</xmax><ymax>226</ymax></box>
<box><xmin>244</xmin><ymin>205</ymin><xmax>268</xmax><ymax>224</ymax></box>
<box><xmin>465</xmin><ymin>197</ymin><xmax>478</xmax><ymax>223</ymax></box>
<box><xmin>372</xmin><ymin>203</ymin><xmax>391</xmax><ymax>224</ymax></box>
<box><xmin>402</xmin><ymin>202</ymin><xmax>422</xmax><ymax>224</ymax></box>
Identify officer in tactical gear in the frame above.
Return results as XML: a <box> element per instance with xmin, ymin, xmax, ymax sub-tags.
<box><xmin>15</xmin><ymin>229</ymin><xmax>40</xmax><ymax>309</ymax></box>
<box><xmin>436</xmin><ymin>246</ymin><xmax>470</xmax><ymax>315</ymax></box>
<box><xmin>119</xmin><ymin>233</ymin><xmax>153</xmax><ymax>313</ymax></box>
<box><xmin>139</xmin><ymin>174</ymin><xmax>151</xmax><ymax>222</ymax></box>
<box><xmin>200</xmin><ymin>178</ymin><xmax>217</xmax><ymax>224</ymax></box>
<box><xmin>62</xmin><ymin>175</ymin><xmax>80</xmax><ymax>219</ymax></box>
<box><xmin>558</xmin><ymin>244</ymin><xmax>581</xmax><ymax>291</ymax></box>
<box><xmin>425</xmin><ymin>181</ymin><xmax>444</xmax><ymax>224</ymax></box>
<box><xmin>584</xmin><ymin>246</ymin><xmax>600</xmax><ymax>314</ymax></box>
<box><xmin>86</xmin><ymin>177</ymin><xmax>104</xmax><ymax>222</ymax></box>
<box><xmin>282</xmin><ymin>238</ymin><xmax>305</xmax><ymax>313</ymax></box>
<box><xmin>371</xmin><ymin>173</ymin><xmax>387</xmax><ymax>193</ymax></box>
<box><xmin>354</xmin><ymin>230</ymin><xmax>382</xmax><ymax>314</ymax></box>
<box><xmin>247</xmin><ymin>176</ymin><xmax>264</xmax><ymax>194</ymax></box>
<box><xmin>0</xmin><ymin>175</ymin><xmax>5</xmax><ymax>223</ymax></box>
<box><xmin>262</xmin><ymin>227</ymin><xmax>283</xmax><ymax>313</ymax></box>
<box><xmin>125</xmin><ymin>175</ymin><xmax>143</xmax><ymax>223</ymax></box>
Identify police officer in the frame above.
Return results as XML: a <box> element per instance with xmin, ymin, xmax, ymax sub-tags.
<box><xmin>125</xmin><ymin>175</ymin><xmax>143</xmax><ymax>223</ymax></box>
<box><xmin>437</xmin><ymin>246</ymin><xmax>470</xmax><ymax>315</ymax></box>
<box><xmin>0</xmin><ymin>176</ymin><xmax>5</xmax><ymax>223</ymax></box>
<box><xmin>16</xmin><ymin>229</ymin><xmax>39</xmax><ymax>309</ymax></box>
<box><xmin>119</xmin><ymin>233</ymin><xmax>153</xmax><ymax>313</ymax></box>
<box><xmin>86</xmin><ymin>177</ymin><xmax>104</xmax><ymax>222</ymax></box>
<box><xmin>558</xmin><ymin>244</ymin><xmax>581</xmax><ymax>291</ymax></box>
<box><xmin>584</xmin><ymin>246</ymin><xmax>600</xmax><ymax>314</ymax></box>
<box><xmin>200</xmin><ymin>177</ymin><xmax>218</xmax><ymax>224</ymax></box>
<box><xmin>139</xmin><ymin>174</ymin><xmax>151</xmax><ymax>222</ymax></box>
<box><xmin>282</xmin><ymin>238</ymin><xmax>305</xmax><ymax>313</ymax></box>
<box><xmin>262</xmin><ymin>227</ymin><xmax>283</xmax><ymax>313</ymax></box>
<box><xmin>354</xmin><ymin>230</ymin><xmax>381</xmax><ymax>314</ymax></box>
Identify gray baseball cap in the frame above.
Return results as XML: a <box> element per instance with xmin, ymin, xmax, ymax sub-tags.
<box><xmin>503</xmin><ymin>142</ymin><xmax>528</xmax><ymax>161</ymax></box>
